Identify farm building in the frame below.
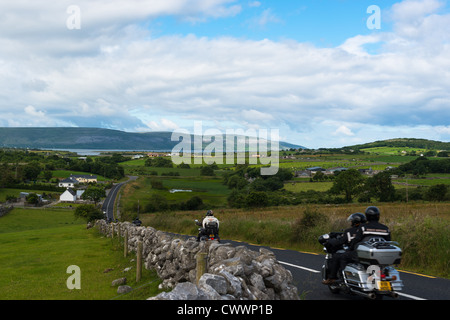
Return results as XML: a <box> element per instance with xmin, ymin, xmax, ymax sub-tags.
<box><xmin>59</xmin><ymin>188</ymin><xmax>85</xmax><ymax>202</ymax></box>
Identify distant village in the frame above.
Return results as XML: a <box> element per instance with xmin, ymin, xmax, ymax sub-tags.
<box><xmin>295</xmin><ymin>166</ymin><xmax>384</xmax><ymax>178</ymax></box>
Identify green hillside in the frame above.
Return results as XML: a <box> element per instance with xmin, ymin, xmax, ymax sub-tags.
<box><xmin>347</xmin><ymin>138</ymin><xmax>450</xmax><ymax>151</ymax></box>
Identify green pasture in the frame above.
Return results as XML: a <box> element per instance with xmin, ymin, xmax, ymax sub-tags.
<box><xmin>284</xmin><ymin>181</ymin><xmax>333</xmax><ymax>193</ymax></box>
<box><xmin>119</xmin><ymin>176</ymin><xmax>231</xmax><ymax>214</ymax></box>
<box><xmin>0</xmin><ymin>208</ymin><xmax>162</xmax><ymax>300</ymax></box>
<box><xmin>394</xmin><ymin>178</ymin><xmax>450</xmax><ymax>187</ymax></box>
<box><xmin>360</xmin><ymin>146</ymin><xmax>427</xmax><ymax>155</ymax></box>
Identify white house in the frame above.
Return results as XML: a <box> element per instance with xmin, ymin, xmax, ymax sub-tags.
<box><xmin>60</xmin><ymin>188</ymin><xmax>85</xmax><ymax>202</ymax></box>
<box><xmin>60</xmin><ymin>188</ymin><xmax>77</xmax><ymax>202</ymax></box>
<box><xmin>58</xmin><ymin>177</ymin><xmax>79</xmax><ymax>188</ymax></box>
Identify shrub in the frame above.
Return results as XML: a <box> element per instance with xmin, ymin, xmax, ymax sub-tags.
<box><xmin>74</xmin><ymin>204</ymin><xmax>103</xmax><ymax>222</ymax></box>
<box><xmin>392</xmin><ymin>215</ymin><xmax>450</xmax><ymax>278</ymax></box>
<box><xmin>291</xmin><ymin>207</ymin><xmax>329</xmax><ymax>244</ymax></box>
<box><xmin>145</xmin><ymin>194</ymin><xmax>169</xmax><ymax>213</ymax></box>
<box><xmin>245</xmin><ymin>191</ymin><xmax>269</xmax><ymax>208</ymax></box>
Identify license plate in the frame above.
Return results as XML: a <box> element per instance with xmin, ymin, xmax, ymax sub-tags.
<box><xmin>377</xmin><ymin>281</ymin><xmax>392</xmax><ymax>291</ymax></box>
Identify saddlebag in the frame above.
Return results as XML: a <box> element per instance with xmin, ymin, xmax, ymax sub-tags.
<box><xmin>205</xmin><ymin>221</ymin><xmax>218</xmax><ymax>235</ymax></box>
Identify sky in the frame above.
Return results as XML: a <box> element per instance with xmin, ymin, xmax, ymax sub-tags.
<box><xmin>0</xmin><ymin>0</ymin><xmax>449</xmax><ymax>148</ymax></box>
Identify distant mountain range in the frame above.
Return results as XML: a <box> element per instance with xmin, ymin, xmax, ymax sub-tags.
<box><xmin>0</xmin><ymin>127</ymin><xmax>305</xmax><ymax>151</ymax></box>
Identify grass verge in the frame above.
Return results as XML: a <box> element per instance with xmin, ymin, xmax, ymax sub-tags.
<box><xmin>0</xmin><ymin>208</ymin><xmax>163</xmax><ymax>300</ymax></box>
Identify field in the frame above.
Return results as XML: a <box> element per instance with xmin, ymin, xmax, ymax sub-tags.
<box><xmin>0</xmin><ymin>208</ymin><xmax>163</xmax><ymax>300</ymax></box>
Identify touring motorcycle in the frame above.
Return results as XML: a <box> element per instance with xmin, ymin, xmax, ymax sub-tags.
<box><xmin>195</xmin><ymin>219</ymin><xmax>219</xmax><ymax>241</ymax></box>
<box><xmin>319</xmin><ymin>233</ymin><xmax>404</xmax><ymax>299</ymax></box>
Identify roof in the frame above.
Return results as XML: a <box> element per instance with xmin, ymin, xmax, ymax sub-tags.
<box><xmin>70</xmin><ymin>174</ymin><xmax>97</xmax><ymax>179</ymax></box>
<box><xmin>306</xmin><ymin>166</ymin><xmax>326</xmax><ymax>171</ymax></box>
<box><xmin>60</xmin><ymin>177</ymin><xmax>78</xmax><ymax>183</ymax></box>
<box><xmin>64</xmin><ymin>188</ymin><xmax>77</xmax><ymax>196</ymax></box>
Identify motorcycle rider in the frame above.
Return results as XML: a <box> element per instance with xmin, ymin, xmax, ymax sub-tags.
<box><xmin>350</xmin><ymin>206</ymin><xmax>391</xmax><ymax>249</ymax></box>
<box><xmin>322</xmin><ymin>212</ymin><xmax>367</xmax><ymax>285</ymax></box>
<box><xmin>196</xmin><ymin>210</ymin><xmax>220</xmax><ymax>242</ymax></box>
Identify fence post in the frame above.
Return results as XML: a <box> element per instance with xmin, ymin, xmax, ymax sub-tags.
<box><xmin>196</xmin><ymin>252</ymin><xmax>207</xmax><ymax>285</ymax></box>
<box><xmin>124</xmin><ymin>229</ymin><xmax>128</xmax><ymax>258</ymax></box>
<box><xmin>136</xmin><ymin>241</ymin><xmax>143</xmax><ymax>283</ymax></box>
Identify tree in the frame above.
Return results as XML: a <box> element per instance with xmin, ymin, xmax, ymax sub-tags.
<box><xmin>312</xmin><ymin>171</ymin><xmax>326</xmax><ymax>182</ymax></box>
<box><xmin>245</xmin><ymin>191</ymin><xmax>269</xmax><ymax>208</ymax></box>
<box><xmin>145</xmin><ymin>194</ymin><xmax>169</xmax><ymax>212</ymax></box>
<box><xmin>23</xmin><ymin>163</ymin><xmax>41</xmax><ymax>181</ymax></box>
<box><xmin>145</xmin><ymin>157</ymin><xmax>173</xmax><ymax>168</ymax></box>
<box><xmin>227</xmin><ymin>175</ymin><xmax>248</xmax><ymax>190</ymax></box>
<box><xmin>227</xmin><ymin>189</ymin><xmax>246</xmax><ymax>208</ymax></box>
<box><xmin>184</xmin><ymin>196</ymin><xmax>204</xmax><ymax>210</ymax></box>
<box><xmin>74</xmin><ymin>204</ymin><xmax>103</xmax><ymax>222</ymax></box>
<box><xmin>200</xmin><ymin>166</ymin><xmax>215</xmax><ymax>176</ymax></box>
<box><xmin>426</xmin><ymin>184</ymin><xmax>448</xmax><ymax>202</ymax></box>
<box><xmin>26</xmin><ymin>193</ymin><xmax>40</xmax><ymax>206</ymax></box>
<box><xmin>81</xmin><ymin>186</ymin><xmax>106</xmax><ymax>204</ymax></box>
<box><xmin>365</xmin><ymin>171</ymin><xmax>396</xmax><ymax>202</ymax></box>
<box><xmin>42</xmin><ymin>170</ymin><xmax>53</xmax><ymax>182</ymax></box>
<box><xmin>330</xmin><ymin>169</ymin><xmax>365</xmax><ymax>203</ymax></box>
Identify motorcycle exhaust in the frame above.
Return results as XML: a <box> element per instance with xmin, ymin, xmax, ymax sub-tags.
<box><xmin>349</xmin><ymin>289</ymin><xmax>377</xmax><ymax>300</ymax></box>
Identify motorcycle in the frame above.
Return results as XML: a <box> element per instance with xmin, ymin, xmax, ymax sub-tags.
<box><xmin>195</xmin><ymin>219</ymin><xmax>219</xmax><ymax>242</ymax></box>
<box><xmin>319</xmin><ymin>233</ymin><xmax>403</xmax><ymax>300</ymax></box>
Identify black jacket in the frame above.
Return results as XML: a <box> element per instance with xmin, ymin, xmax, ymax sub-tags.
<box><xmin>350</xmin><ymin>221</ymin><xmax>391</xmax><ymax>250</ymax></box>
<box><xmin>325</xmin><ymin>226</ymin><xmax>359</xmax><ymax>253</ymax></box>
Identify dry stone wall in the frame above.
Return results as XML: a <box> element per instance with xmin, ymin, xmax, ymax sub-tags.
<box><xmin>95</xmin><ymin>220</ymin><xmax>299</xmax><ymax>300</ymax></box>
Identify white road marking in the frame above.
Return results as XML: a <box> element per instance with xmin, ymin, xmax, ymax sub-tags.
<box><xmin>396</xmin><ymin>292</ymin><xmax>427</xmax><ymax>300</ymax></box>
<box><xmin>279</xmin><ymin>261</ymin><xmax>321</xmax><ymax>274</ymax></box>
<box><xmin>279</xmin><ymin>261</ymin><xmax>428</xmax><ymax>300</ymax></box>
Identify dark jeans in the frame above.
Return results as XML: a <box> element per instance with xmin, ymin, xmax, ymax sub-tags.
<box><xmin>328</xmin><ymin>251</ymin><xmax>357</xmax><ymax>279</ymax></box>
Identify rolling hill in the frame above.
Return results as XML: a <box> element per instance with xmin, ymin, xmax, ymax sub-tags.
<box><xmin>0</xmin><ymin>127</ymin><xmax>305</xmax><ymax>151</ymax></box>
<box><xmin>346</xmin><ymin>138</ymin><xmax>450</xmax><ymax>151</ymax></box>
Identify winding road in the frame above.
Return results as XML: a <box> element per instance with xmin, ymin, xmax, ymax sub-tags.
<box><xmin>101</xmin><ymin>176</ymin><xmax>137</xmax><ymax>221</ymax></box>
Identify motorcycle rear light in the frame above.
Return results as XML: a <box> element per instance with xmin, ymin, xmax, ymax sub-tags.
<box><xmin>380</xmin><ymin>274</ymin><xmax>386</xmax><ymax>279</ymax></box>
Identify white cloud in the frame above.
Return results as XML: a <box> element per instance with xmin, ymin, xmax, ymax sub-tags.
<box><xmin>333</xmin><ymin>125</ymin><xmax>355</xmax><ymax>137</ymax></box>
<box><xmin>144</xmin><ymin>118</ymin><xmax>181</xmax><ymax>131</ymax></box>
<box><xmin>241</xmin><ymin>109</ymin><xmax>275</xmax><ymax>122</ymax></box>
<box><xmin>248</xmin><ymin>1</ymin><xmax>261</xmax><ymax>8</ymax></box>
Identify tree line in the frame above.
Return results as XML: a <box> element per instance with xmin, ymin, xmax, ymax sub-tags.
<box><xmin>222</xmin><ymin>158</ymin><xmax>450</xmax><ymax>208</ymax></box>
<box><xmin>0</xmin><ymin>150</ymin><xmax>125</xmax><ymax>187</ymax></box>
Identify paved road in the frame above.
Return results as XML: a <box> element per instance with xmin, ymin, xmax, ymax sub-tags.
<box><xmin>224</xmin><ymin>239</ymin><xmax>450</xmax><ymax>300</ymax></box>
<box><xmin>101</xmin><ymin>176</ymin><xmax>137</xmax><ymax>221</ymax></box>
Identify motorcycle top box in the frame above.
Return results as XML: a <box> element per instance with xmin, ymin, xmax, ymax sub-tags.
<box><xmin>356</xmin><ymin>238</ymin><xmax>402</xmax><ymax>266</ymax></box>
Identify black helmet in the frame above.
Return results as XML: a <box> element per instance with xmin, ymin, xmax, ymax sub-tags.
<box><xmin>206</xmin><ymin>210</ymin><xmax>214</xmax><ymax>216</ymax></box>
<box><xmin>365</xmin><ymin>206</ymin><xmax>380</xmax><ymax>221</ymax></box>
<box><xmin>347</xmin><ymin>213</ymin><xmax>367</xmax><ymax>226</ymax></box>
